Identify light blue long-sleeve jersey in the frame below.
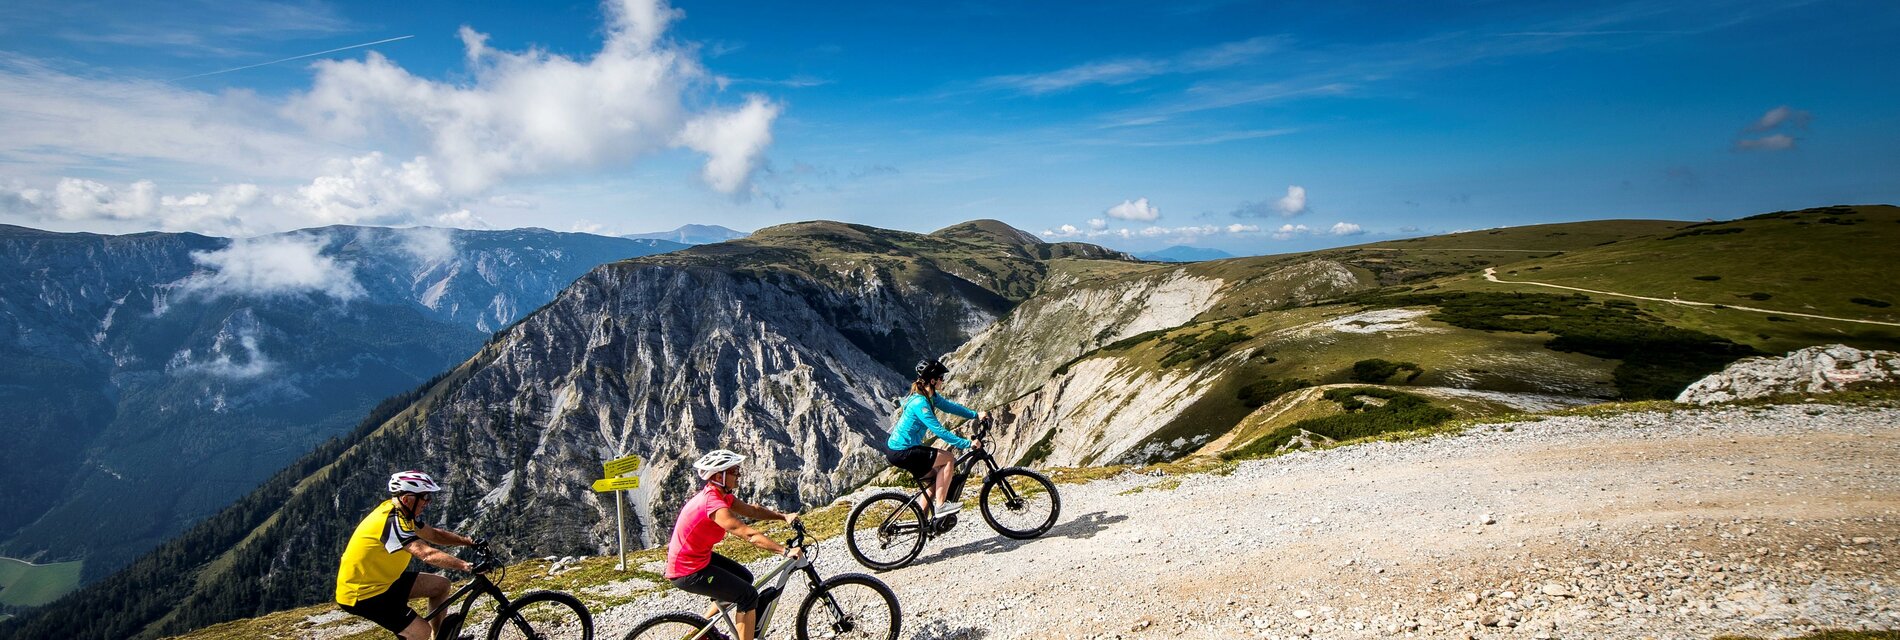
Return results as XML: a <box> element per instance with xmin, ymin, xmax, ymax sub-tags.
<box><xmin>887</xmin><ymin>393</ymin><xmax>977</xmax><ymax>450</ymax></box>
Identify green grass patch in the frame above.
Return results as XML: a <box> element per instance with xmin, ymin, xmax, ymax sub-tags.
<box><xmin>1349</xmin><ymin>359</ymin><xmax>1423</xmax><ymax>384</ymax></box>
<box><xmin>1367</xmin><ymin>291</ymin><xmax>1760</xmax><ymax>399</ymax></box>
<box><xmin>1225</xmin><ymin>388</ymin><xmax>1456</xmax><ymax>459</ymax></box>
<box><xmin>1016</xmin><ymin>427</ymin><xmax>1058</xmax><ymax>466</ymax></box>
<box><xmin>1237</xmin><ymin>378</ymin><xmax>1311</xmax><ymax>408</ymax></box>
<box><xmin>1116</xmin><ymin>478</ymin><xmax>1182</xmax><ymax>496</ymax></box>
<box><xmin>1157</xmin><ymin>326</ymin><xmax>1252</xmax><ymax>368</ymax></box>
<box><xmin>0</xmin><ymin>556</ymin><xmax>83</xmax><ymax>608</ymax></box>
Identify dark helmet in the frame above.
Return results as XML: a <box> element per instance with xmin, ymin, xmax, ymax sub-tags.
<box><xmin>915</xmin><ymin>357</ymin><xmax>949</xmax><ymax>381</ymax></box>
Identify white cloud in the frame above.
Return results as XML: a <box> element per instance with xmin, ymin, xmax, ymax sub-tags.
<box><xmin>174</xmin><ymin>327</ymin><xmax>275</xmax><ymax>379</ymax></box>
<box><xmin>1087</xmin><ymin>218</ymin><xmax>1107</xmax><ymax>230</ymax></box>
<box><xmin>1734</xmin><ymin>133</ymin><xmax>1795</xmax><ymax>152</ymax></box>
<box><xmin>1276</xmin><ymin>185</ymin><xmax>1308</xmax><ymax>216</ymax></box>
<box><xmin>435</xmin><ymin>210</ymin><xmax>489</xmax><ymax>228</ymax></box>
<box><xmin>1271</xmin><ymin>224</ymin><xmax>1310</xmax><ymax>240</ymax></box>
<box><xmin>0</xmin><ymin>56</ymin><xmax>332</xmax><ymax>180</ymax></box>
<box><xmin>276</xmin><ymin>152</ymin><xmax>450</xmax><ymax>226</ymax></box>
<box><xmin>675</xmin><ymin>96</ymin><xmax>781</xmax><ymax>195</ymax></box>
<box><xmin>1329</xmin><ymin>222</ymin><xmax>1365</xmax><ymax>236</ymax></box>
<box><xmin>982</xmin><ymin>36</ymin><xmax>1280</xmax><ymax>94</ymax></box>
<box><xmin>1748</xmin><ymin>105</ymin><xmax>1810</xmax><ymax>132</ymax></box>
<box><xmin>392</xmin><ymin>227</ymin><xmax>458</xmax><ymax>264</ymax></box>
<box><xmin>1</xmin><ymin>178</ymin><xmax>268</xmax><ymax>236</ymax></box>
<box><xmin>285</xmin><ymin>0</ymin><xmax>776</xmax><ymax>196</ymax></box>
<box><xmin>171</xmin><ymin>235</ymin><xmax>365</xmax><ymax>302</ymax></box>
<box><xmin>1227</xmin><ymin>223</ymin><xmax>1259</xmax><ymax>233</ymax></box>
<box><xmin>1105</xmin><ymin>197</ymin><xmax>1160</xmax><ymax>221</ymax></box>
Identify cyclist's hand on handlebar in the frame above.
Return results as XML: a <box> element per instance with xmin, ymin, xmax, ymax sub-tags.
<box><xmin>783</xmin><ymin>512</ymin><xmax>800</xmax><ymax>526</ymax></box>
<box><xmin>781</xmin><ymin>546</ymin><xmax>803</xmax><ymax>560</ymax></box>
<box><xmin>468</xmin><ymin>536</ymin><xmax>488</xmax><ymax>549</ymax></box>
<box><xmin>970</xmin><ymin>439</ymin><xmax>983</xmax><ymax>450</ymax></box>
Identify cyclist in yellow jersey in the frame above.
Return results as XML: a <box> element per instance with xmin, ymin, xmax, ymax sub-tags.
<box><xmin>336</xmin><ymin>470</ymin><xmax>483</xmax><ymax>640</ymax></box>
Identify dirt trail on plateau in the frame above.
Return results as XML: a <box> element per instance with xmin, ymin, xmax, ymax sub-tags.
<box><xmin>823</xmin><ymin>404</ymin><xmax>1900</xmax><ymax>640</ymax></box>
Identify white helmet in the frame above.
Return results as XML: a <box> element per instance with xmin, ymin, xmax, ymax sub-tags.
<box><xmin>388</xmin><ymin>470</ymin><xmax>443</xmax><ymax>495</ymax></box>
<box><xmin>692</xmin><ymin>449</ymin><xmax>745</xmax><ymax>479</ymax></box>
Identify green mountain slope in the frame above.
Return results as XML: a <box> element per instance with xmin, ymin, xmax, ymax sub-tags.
<box><xmin>963</xmin><ymin>208</ymin><xmax>1896</xmax><ymax>467</ymax></box>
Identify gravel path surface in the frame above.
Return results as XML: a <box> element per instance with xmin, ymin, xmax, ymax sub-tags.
<box><xmin>593</xmin><ymin>403</ymin><xmax>1900</xmax><ymax>640</ymax></box>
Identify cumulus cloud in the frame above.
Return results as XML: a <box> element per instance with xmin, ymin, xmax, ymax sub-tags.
<box><xmin>1277</xmin><ymin>185</ymin><xmax>1308</xmax><ymax>215</ymax></box>
<box><xmin>1087</xmin><ymin>218</ymin><xmax>1107</xmax><ymax>230</ymax></box>
<box><xmin>1271</xmin><ymin>224</ymin><xmax>1310</xmax><ymax>240</ymax></box>
<box><xmin>1231</xmin><ymin>185</ymin><xmax>1308</xmax><ymax>218</ymax></box>
<box><xmin>277</xmin><ymin>152</ymin><xmax>451</xmax><ymax>225</ymax></box>
<box><xmin>171</xmin><ymin>235</ymin><xmax>365</xmax><ymax>302</ymax></box>
<box><xmin>1</xmin><ymin>178</ymin><xmax>267</xmax><ymax>236</ymax></box>
<box><xmin>1105</xmin><ymin>197</ymin><xmax>1160</xmax><ymax>221</ymax></box>
<box><xmin>1734</xmin><ymin>133</ymin><xmax>1795</xmax><ymax>152</ymax></box>
<box><xmin>1329</xmin><ymin>222</ymin><xmax>1365</xmax><ymax>236</ymax></box>
<box><xmin>1748</xmin><ymin>105</ymin><xmax>1810</xmax><ymax>132</ymax></box>
<box><xmin>286</xmin><ymin>0</ymin><xmax>777</xmax><ymax>196</ymax></box>
<box><xmin>1226</xmin><ymin>223</ymin><xmax>1258</xmax><ymax>233</ymax></box>
<box><xmin>675</xmin><ymin>96</ymin><xmax>782</xmax><ymax>195</ymax></box>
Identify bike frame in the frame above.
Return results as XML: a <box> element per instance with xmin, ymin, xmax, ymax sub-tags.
<box><xmin>421</xmin><ymin>572</ymin><xmax>510</xmax><ymax>623</ymax></box>
<box><xmin>683</xmin><ymin>528</ymin><xmax>842</xmax><ymax>640</ymax></box>
<box><xmin>873</xmin><ymin>419</ymin><xmax>1028</xmax><ymax>538</ymax></box>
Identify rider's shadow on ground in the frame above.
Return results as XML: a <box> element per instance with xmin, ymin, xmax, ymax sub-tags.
<box><xmin>918</xmin><ymin>511</ymin><xmax>1126</xmax><ymax>566</ymax></box>
<box><xmin>908</xmin><ymin>619</ymin><xmax>989</xmax><ymax>640</ymax></box>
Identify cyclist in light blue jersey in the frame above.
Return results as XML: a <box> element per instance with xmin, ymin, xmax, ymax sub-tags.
<box><xmin>885</xmin><ymin>357</ymin><xmax>986</xmax><ymax>522</ymax></box>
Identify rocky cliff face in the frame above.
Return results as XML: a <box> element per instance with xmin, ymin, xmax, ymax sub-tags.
<box><xmin>0</xmin><ymin>224</ymin><xmax>681</xmax><ymax>580</ymax></box>
<box><xmin>953</xmin><ymin>259</ymin><xmax>1369</xmax><ymax>466</ymax></box>
<box><xmin>1676</xmin><ymin>344</ymin><xmax>1900</xmax><ymax>404</ymax></box>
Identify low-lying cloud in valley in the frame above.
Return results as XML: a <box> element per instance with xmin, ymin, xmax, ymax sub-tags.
<box><xmin>170</xmin><ymin>235</ymin><xmax>365</xmax><ymax>303</ymax></box>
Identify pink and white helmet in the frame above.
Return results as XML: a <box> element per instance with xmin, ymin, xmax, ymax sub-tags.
<box><xmin>387</xmin><ymin>470</ymin><xmax>443</xmax><ymax>495</ymax></box>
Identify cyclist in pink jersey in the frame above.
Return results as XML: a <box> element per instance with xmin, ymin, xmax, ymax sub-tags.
<box><xmin>665</xmin><ymin>449</ymin><xmax>799</xmax><ymax>640</ymax></box>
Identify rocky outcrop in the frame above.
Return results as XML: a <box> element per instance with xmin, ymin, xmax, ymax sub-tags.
<box><xmin>1676</xmin><ymin>344</ymin><xmax>1900</xmax><ymax>405</ymax></box>
<box><xmin>953</xmin><ymin>267</ymin><xmax>1224</xmax><ymax>408</ymax></box>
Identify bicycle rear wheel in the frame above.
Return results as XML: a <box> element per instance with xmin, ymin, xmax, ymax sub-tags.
<box><xmin>979</xmin><ymin>468</ymin><xmax>1060</xmax><ymax>539</ymax></box>
<box><xmin>844</xmin><ymin>491</ymin><xmax>926</xmax><ymax>571</ymax></box>
<box><xmin>795</xmin><ymin>573</ymin><xmax>900</xmax><ymax>640</ymax></box>
<box><xmin>623</xmin><ymin>612</ymin><xmax>724</xmax><ymax>640</ymax></box>
<box><xmin>487</xmin><ymin>590</ymin><xmax>594</xmax><ymax>640</ymax></box>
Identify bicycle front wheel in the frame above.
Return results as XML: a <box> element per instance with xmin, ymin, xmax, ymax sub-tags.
<box><xmin>487</xmin><ymin>590</ymin><xmax>594</xmax><ymax>640</ymax></box>
<box><xmin>979</xmin><ymin>467</ymin><xmax>1060</xmax><ymax>539</ymax></box>
<box><xmin>844</xmin><ymin>491</ymin><xmax>926</xmax><ymax>571</ymax></box>
<box><xmin>795</xmin><ymin>573</ymin><xmax>900</xmax><ymax>640</ymax></box>
<box><xmin>624</xmin><ymin>612</ymin><xmax>723</xmax><ymax>640</ymax></box>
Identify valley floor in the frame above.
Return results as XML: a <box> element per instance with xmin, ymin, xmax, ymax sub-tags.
<box><xmin>275</xmin><ymin>403</ymin><xmax>1900</xmax><ymax>640</ymax></box>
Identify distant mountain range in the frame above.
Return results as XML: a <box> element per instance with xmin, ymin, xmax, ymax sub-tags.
<box><xmin>623</xmin><ymin>223</ymin><xmax>749</xmax><ymax>245</ymax></box>
<box><xmin>0</xmin><ymin>225</ymin><xmax>684</xmax><ymax>586</ymax></box>
<box><xmin>1137</xmin><ymin>245</ymin><xmax>1235</xmax><ymax>262</ymax></box>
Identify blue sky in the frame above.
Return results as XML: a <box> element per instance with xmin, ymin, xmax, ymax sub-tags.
<box><xmin>0</xmin><ymin>0</ymin><xmax>1895</xmax><ymax>254</ymax></box>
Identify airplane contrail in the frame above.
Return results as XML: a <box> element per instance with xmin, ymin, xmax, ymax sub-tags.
<box><xmin>171</xmin><ymin>34</ymin><xmax>415</xmax><ymax>81</ymax></box>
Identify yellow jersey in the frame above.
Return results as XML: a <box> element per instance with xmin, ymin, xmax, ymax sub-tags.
<box><xmin>334</xmin><ymin>498</ymin><xmax>424</xmax><ymax>605</ymax></box>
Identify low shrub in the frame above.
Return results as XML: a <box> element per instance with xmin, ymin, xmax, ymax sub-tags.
<box><xmin>1350</xmin><ymin>359</ymin><xmax>1423</xmax><ymax>384</ymax></box>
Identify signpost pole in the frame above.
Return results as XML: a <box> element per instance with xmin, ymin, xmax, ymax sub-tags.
<box><xmin>615</xmin><ymin>490</ymin><xmax>627</xmax><ymax>571</ymax></box>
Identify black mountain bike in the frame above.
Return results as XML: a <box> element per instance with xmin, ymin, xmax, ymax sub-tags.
<box><xmin>845</xmin><ymin>416</ymin><xmax>1060</xmax><ymax>570</ymax></box>
<box><xmin>625</xmin><ymin>520</ymin><xmax>900</xmax><ymax>640</ymax></box>
<box><xmin>426</xmin><ymin>542</ymin><xmax>594</xmax><ymax>640</ymax></box>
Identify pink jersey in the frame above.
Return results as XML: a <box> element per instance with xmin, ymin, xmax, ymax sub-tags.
<box><xmin>664</xmin><ymin>485</ymin><xmax>735</xmax><ymax>579</ymax></box>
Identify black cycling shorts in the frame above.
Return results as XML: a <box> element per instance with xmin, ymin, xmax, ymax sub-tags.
<box><xmin>671</xmin><ymin>553</ymin><xmax>758</xmax><ymax>612</ymax></box>
<box><xmin>338</xmin><ymin>570</ymin><xmax>419</xmax><ymax>633</ymax></box>
<box><xmin>885</xmin><ymin>446</ymin><xmax>939</xmax><ymax>480</ymax></box>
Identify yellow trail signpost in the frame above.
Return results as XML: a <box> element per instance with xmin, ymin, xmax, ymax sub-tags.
<box><xmin>595</xmin><ymin>454</ymin><xmax>643</xmax><ymax>570</ymax></box>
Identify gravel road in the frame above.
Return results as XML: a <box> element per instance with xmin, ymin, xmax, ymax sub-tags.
<box><xmin>592</xmin><ymin>403</ymin><xmax>1900</xmax><ymax>640</ymax></box>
